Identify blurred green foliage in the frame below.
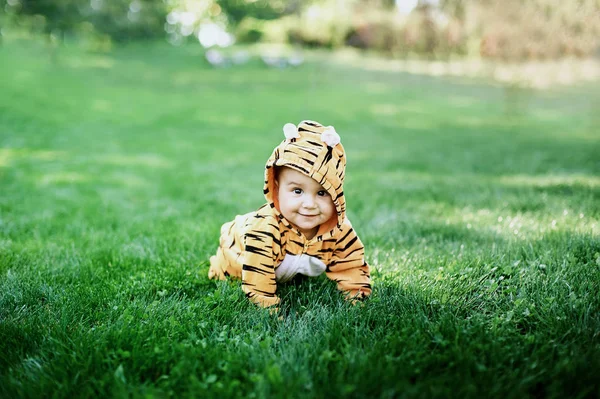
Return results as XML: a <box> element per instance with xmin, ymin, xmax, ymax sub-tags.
<box><xmin>1</xmin><ymin>0</ymin><xmax>599</xmax><ymax>60</ymax></box>
<box><xmin>1</xmin><ymin>0</ymin><xmax>168</xmax><ymax>42</ymax></box>
<box><xmin>217</xmin><ymin>0</ymin><xmax>292</xmax><ymax>25</ymax></box>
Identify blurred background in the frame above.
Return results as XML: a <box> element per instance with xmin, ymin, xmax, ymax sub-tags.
<box><xmin>1</xmin><ymin>0</ymin><xmax>599</xmax><ymax>88</ymax></box>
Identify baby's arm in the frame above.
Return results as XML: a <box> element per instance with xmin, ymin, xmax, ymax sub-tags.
<box><xmin>241</xmin><ymin>216</ymin><xmax>282</xmax><ymax>308</ymax></box>
<box><xmin>327</xmin><ymin>223</ymin><xmax>372</xmax><ymax>300</ymax></box>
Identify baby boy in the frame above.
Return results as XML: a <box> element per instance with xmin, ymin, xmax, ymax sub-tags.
<box><xmin>208</xmin><ymin>120</ymin><xmax>372</xmax><ymax>308</ymax></box>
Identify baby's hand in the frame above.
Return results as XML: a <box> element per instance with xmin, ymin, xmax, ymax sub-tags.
<box><xmin>350</xmin><ymin>299</ymin><xmax>366</xmax><ymax>307</ymax></box>
<box><xmin>268</xmin><ymin>306</ymin><xmax>280</xmax><ymax>316</ymax></box>
<box><xmin>345</xmin><ymin>289</ymin><xmax>368</xmax><ymax>304</ymax></box>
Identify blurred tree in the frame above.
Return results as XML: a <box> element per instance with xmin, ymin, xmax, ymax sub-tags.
<box><xmin>3</xmin><ymin>0</ymin><xmax>169</xmax><ymax>42</ymax></box>
<box><xmin>439</xmin><ymin>0</ymin><xmax>466</xmax><ymax>20</ymax></box>
<box><xmin>355</xmin><ymin>0</ymin><xmax>395</xmax><ymax>9</ymax></box>
<box><xmin>8</xmin><ymin>0</ymin><xmax>85</xmax><ymax>39</ymax></box>
<box><xmin>217</xmin><ymin>0</ymin><xmax>296</xmax><ymax>26</ymax></box>
<box><xmin>474</xmin><ymin>0</ymin><xmax>600</xmax><ymax>60</ymax></box>
<box><xmin>0</xmin><ymin>0</ymin><xmax>7</xmax><ymax>45</ymax></box>
<box><xmin>87</xmin><ymin>0</ymin><xmax>169</xmax><ymax>41</ymax></box>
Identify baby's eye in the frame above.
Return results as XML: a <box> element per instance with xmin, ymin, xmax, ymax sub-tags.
<box><xmin>317</xmin><ymin>190</ymin><xmax>328</xmax><ymax>197</ymax></box>
<box><xmin>293</xmin><ymin>188</ymin><xmax>303</xmax><ymax>194</ymax></box>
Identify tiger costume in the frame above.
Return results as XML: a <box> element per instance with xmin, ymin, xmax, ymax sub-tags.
<box><xmin>208</xmin><ymin>120</ymin><xmax>372</xmax><ymax>308</ymax></box>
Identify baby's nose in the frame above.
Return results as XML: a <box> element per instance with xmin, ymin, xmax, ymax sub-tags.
<box><xmin>302</xmin><ymin>196</ymin><xmax>317</xmax><ymax>208</ymax></box>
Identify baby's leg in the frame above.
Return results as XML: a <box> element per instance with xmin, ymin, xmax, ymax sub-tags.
<box><xmin>208</xmin><ymin>221</ymin><xmax>243</xmax><ymax>279</ymax></box>
<box><xmin>208</xmin><ymin>247</ymin><xmax>243</xmax><ymax>279</ymax></box>
<box><xmin>208</xmin><ymin>252</ymin><xmax>227</xmax><ymax>280</ymax></box>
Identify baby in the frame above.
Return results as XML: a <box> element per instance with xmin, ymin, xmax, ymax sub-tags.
<box><xmin>208</xmin><ymin>120</ymin><xmax>371</xmax><ymax>308</ymax></box>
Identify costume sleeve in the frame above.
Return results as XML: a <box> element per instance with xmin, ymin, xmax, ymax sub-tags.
<box><xmin>327</xmin><ymin>222</ymin><xmax>372</xmax><ymax>301</ymax></box>
<box><xmin>241</xmin><ymin>215</ymin><xmax>282</xmax><ymax>308</ymax></box>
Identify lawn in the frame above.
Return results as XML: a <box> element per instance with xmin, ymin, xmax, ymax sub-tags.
<box><xmin>1</xmin><ymin>39</ymin><xmax>599</xmax><ymax>398</ymax></box>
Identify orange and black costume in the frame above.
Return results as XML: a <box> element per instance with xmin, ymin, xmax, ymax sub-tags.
<box><xmin>208</xmin><ymin>120</ymin><xmax>371</xmax><ymax>308</ymax></box>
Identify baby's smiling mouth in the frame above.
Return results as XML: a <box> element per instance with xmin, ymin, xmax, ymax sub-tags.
<box><xmin>299</xmin><ymin>213</ymin><xmax>319</xmax><ymax>217</ymax></box>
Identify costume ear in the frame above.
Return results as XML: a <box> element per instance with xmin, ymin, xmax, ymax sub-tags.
<box><xmin>321</xmin><ymin>126</ymin><xmax>341</xmax><ymax>147</ymax></box>
<box><xmin>283</xmin><ymin>123</ymin><xmax>300</xmax><ymax>140</ymax></box>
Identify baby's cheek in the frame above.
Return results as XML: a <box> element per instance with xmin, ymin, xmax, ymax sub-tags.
<box><xmin>326</xmin><ymin>200</ymin><xmax>335</xmax><ymax>215</ymax></box>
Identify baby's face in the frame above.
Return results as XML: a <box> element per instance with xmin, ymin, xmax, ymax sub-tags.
<box><xmin>276</xmin><ymin>167</ymin><xmax>335</xmax><ymax>240</ymax></box>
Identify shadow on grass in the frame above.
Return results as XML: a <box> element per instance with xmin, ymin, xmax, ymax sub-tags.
<box><xmin>2</xmin><ymin>229</ymin><xmax>599</xmax><ymax>398</ymax></box>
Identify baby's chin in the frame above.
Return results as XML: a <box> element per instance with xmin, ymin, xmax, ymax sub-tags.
<box><xmin>296</xmin><ymin>217</ymin><xmax>321</xmax><ymax>227</ymax></box>
<box><xmin>293</xmin><ymin>223</ymin><xmax>319</xmax><ymax>237</ymax></box>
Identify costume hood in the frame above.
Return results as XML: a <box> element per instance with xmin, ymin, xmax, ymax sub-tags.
<box><xmin>264</xmin><ymin>120</ymin><xmax>347</xmax><ymax>240</ymax></box>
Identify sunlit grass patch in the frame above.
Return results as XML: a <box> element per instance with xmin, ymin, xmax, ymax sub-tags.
<box><xmin>38</xmin><ymin>171</ymin><xmax>89</xmax><ymax>185</ymax></box>
<box><xmin>95</xmin><ymin>153</ymin><xmax>173</xmax><ymax>169</ymax></box>
<box><xmin>499</xmin><ymin>173</ymin><xmax>600</xmax><ymax>188</ymax></box>
<box><xmin>0</xmin><ymin>148</ymin><xmax>66</xmax><ymax>168</ymax></box>
<box><xmin>64</xmin><ymin>54</ymin><xmax>115</xmax><ymax>70</ymax></box>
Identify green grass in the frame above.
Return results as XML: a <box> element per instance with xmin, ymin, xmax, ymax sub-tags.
<box><xmin>1</xmin><ymin>38</ymin><xmax>599</xmax><ymax>398</ymax></box>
